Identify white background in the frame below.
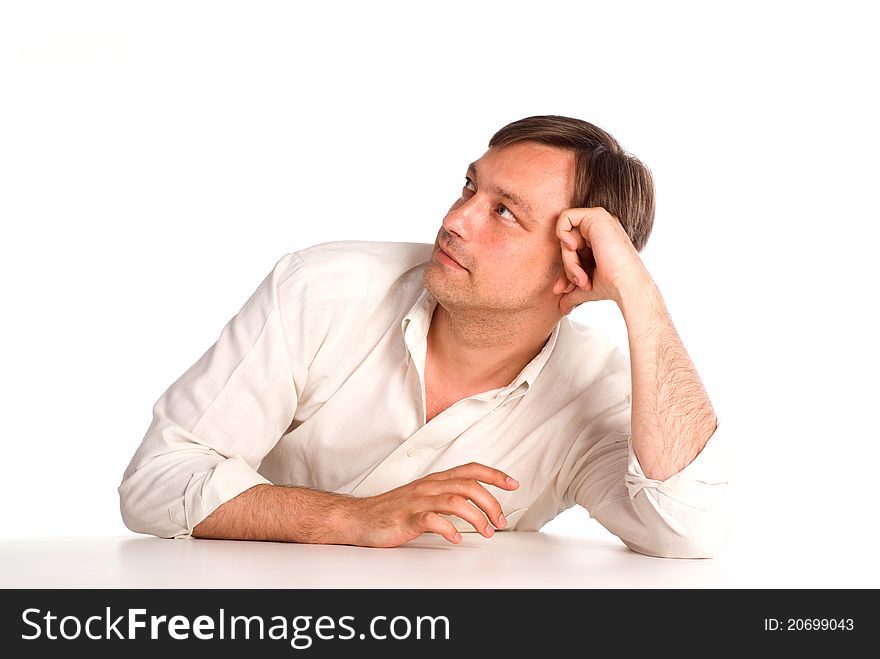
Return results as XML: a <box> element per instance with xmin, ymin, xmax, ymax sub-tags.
<box><xmin>1</xmin><ymin>1</ymin><xmax>877</xmax><ymax>587</ymax></box>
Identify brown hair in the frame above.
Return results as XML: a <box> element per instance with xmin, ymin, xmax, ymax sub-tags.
<box><xmin>489</xmin><ymin>115</ymin><xmax>655</xmax><ymax>252</ymax></box>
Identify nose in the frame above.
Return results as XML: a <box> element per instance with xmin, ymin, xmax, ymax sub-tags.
<box><xmin>442</xmin><ymin>195</ymin><xmax>479</xmax><ymax>241</ymax></box>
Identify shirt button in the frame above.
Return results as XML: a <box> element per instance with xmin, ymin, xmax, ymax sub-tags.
<box><xmin>406</xmin><ymin>448</ymin><xmax>417</xmax><ymax>458</ymax></box>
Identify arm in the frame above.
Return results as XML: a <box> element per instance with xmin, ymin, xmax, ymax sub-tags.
<box><xmin>556</xmin><ymin>208</ymin><xmax>727</xmax><ymax>558</ymax></box>
<box><xmin>192</xmin><ymin>484</ymin><xmax>354</xmax><ymax>544</ymax></box>
<box><xmin>193</xmin><ymin>464</ymin><xmax>519</xmax><ymax>547</ymax></box>
<box><xmin>619</xmin><ymin>275</ymin><xmax>717</xmax><ymax>480</ymax></box>
<box><xmin>557</xmin><ymin>207</ymin><xmax>717</xmax><ymax>479</ymax></box>
<box><xmin>118</xmin><ymin>253</ymin><xmax>307</xmax><ymax>538</ymax></box>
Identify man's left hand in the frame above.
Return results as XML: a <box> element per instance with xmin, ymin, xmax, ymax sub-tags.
<box><xmin>553</xmin><ymin>207</ymin><xmax>650</xmax><ymax>314</ymax></box>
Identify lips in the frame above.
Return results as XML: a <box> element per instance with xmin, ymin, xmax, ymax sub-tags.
<box><xmin>438</xmin><ymin>244</ymin><xmax>467</xmax><ymax>270</ymax></box>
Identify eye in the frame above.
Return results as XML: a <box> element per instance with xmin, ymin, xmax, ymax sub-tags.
<box><xmin>462</xmin><ymin>176</ymin><xmax>476</xmax><ymax>194</ymax></box>
<box><xmin>497</xmin><ymin>204</ymin><xmax>517</xmax><ymax>223</ymax></box>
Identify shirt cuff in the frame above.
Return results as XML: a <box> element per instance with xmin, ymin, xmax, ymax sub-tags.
<box><xmin>624</xmin><ymin>419</ymin><xmax>729</xmax><ymax>509</ymax></box>
<box><xmin>169</xmin><ymin>456</ymin><xmax>272</xmax><ymax>538</ymax></box>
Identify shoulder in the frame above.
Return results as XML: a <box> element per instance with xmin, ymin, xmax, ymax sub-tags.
<box><xmin>294</xmin><ymin>240</ymin><xmax>433</xmax><ymax>273</ymax></box>
<box><xmin>274</xmin><ymin>240</ymin><xmax>434</xmax><ymax>298</ymax></box>
<box><xmin>544</xmin><ymin>317</ymin><xmax>632</xmax><ymax>406</ymax></box>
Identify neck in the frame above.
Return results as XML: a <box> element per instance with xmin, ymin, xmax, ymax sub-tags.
<box><xmin>427</xmin><ymin>303</ymin><xmax>558</xmax><ymax>391</ymax></box>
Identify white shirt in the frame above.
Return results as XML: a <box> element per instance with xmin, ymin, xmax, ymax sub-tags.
<box><xmin>119</xmin><ymin>241</ymin><xmax>728</xmax><ymax>558</ymax></box>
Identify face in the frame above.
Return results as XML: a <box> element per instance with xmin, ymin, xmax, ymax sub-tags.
<box><xmin>424</xmin><ymin>141</ymin><xmax>575</xmax><ymax>315</ymax></box>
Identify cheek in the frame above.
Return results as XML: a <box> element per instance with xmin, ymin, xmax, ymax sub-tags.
<box><xmin>483</xmin><ymin>235</ymin><xmax>558</xmax><ymax>280</ymax></box>
<box><xmin>521</xmin><ymin>240</ymin><xmax>565</xmax><ymax>286</ymax></box>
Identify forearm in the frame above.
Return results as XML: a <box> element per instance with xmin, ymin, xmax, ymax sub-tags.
<box><xmin>192</xmin><ymin>483</ymin><xmax>357</xmax><ymax>544</ymax></box>
<box><xmin>618</xmin><ymin>275</ymin><xmax>717</xmax><ymax>481</ymax></box>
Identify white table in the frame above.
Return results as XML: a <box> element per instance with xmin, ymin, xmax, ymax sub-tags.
<box><xmin>0</xmin><ymin>531</ymin><xmax>728</xmax><ymax>588</ymax></box>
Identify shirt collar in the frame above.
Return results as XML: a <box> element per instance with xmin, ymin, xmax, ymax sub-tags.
<box><xmin>401</xmin><ymin>288</ymin><xmax>561</xmax><ymax>401</ymax></box>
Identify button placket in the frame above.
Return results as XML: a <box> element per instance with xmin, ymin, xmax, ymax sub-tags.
<box><xmin>349</xmin><ymin>398</ymin><xmax>496</xmax><ymax>496</ymax></box>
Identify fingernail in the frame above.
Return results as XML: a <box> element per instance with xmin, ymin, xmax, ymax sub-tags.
<box><xmin>506</xmin><ymin>476</ymin><xmax>519</xmax><ymax>488</ymax></box>
<box><xmin>485</xmin><ymin>524</ymin><xmax>494</xmax><ymax>536</ymax></box>
<box><xmin>454</xmin><ymin>532</ymin><xmax>462</xmax><ymax>543</ymax></box>
<box><xmin>498</xmin><ymin>513</ymin><xmax>507</xmax><ymax>528</ymax></box>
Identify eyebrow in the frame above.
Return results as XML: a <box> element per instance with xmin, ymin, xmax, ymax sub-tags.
<box><xmin>467</xmin><ymin>162</ymin><xmax>535</xmax><ymax>218</ymax></box>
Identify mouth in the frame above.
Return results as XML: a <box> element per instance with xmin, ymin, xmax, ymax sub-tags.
<box><xmin>435</xmin><ymin>244</ymin><xmax>468</xmax><ymax>271</ymax></box>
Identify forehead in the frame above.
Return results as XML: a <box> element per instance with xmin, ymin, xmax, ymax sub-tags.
<box><xmin>474</xmin><ymin>142</ymin><xmax>575</xmax><ymax>219</ymax></box>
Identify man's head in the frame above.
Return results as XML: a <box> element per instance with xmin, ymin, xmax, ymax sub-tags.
<box><xmin>490</xmin><ymin>115</ymin><xmax>655</xmax><ymax>251</ymax></box>
<box><xmin>424</xmin><ymin>115</ymin><xmax>655</xmax><ymax>320</ymax></box>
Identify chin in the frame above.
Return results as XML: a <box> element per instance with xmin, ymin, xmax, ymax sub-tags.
<box><xmin>423</xmin><ymin>266</ymin><xmax>468</xmax><ymax>308</ymax></box>
<box><xmin>422</xmin><ymin>264</ymin><xmax>449</xmax><ymax>299</ymax></box>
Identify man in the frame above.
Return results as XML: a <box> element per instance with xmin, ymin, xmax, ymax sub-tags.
<box><xmin>119</xmin><ymin>115</ymin><xmax>727</xmax><ymax>558</ymax></box>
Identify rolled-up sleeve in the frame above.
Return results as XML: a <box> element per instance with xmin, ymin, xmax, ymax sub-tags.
<box><xmin>567</xmin><ymin>398</ymin><xmax>730</xmax><ymax>559</ymax></box>
<box><xmin>118</xmin><ymin>253</ymin><xmax>310</xmax><ymax>538</ymax></box>
<box><xmin>619</xmin><ymin>422</ymin><xmax>729</xmax><ymax>558</ymax></box>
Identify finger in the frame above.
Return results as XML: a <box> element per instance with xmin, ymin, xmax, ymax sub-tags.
<box><xmin>558</xmin><ymin>207</ymin><xmax>613</xmax><ymax>241</ymax></box>
<box><xmin>560</xmin><ymin>244</ymin><xmax>590</xmax><ymax>288</ymax></box>
<box><xmin>557</xmin><ymin>216</ymin><xmax>587</xmax><ymax>289</ymax></box>
<box><xmin>554</xmin><ymin>279</ymin><xmax>578</xmax><ymax>296</ymax></box>
<box><xmin>417</xmin><ymin>478</ymin><xmax>508</xmax><ymax>529</ymax></box>
<box><xmin>556</xmin><ymin>212</ymin><xmax>582</xmax><ymax>248</ymax></box>
<box><xmin>579</xmin><ymin>270</ymin><xmax>592</xmax><ymax>292</ymax></box>
<box><xmin>426</xmin><ymin>494</ymin><xmax>496</xmax><ymax>537</ymax></box>
<box><xmin>411</xmin><ymin>511</ymin><xmax>461</xmax><ymax>544</ymax></box>
<box><xmin>431</xmin><ymin>462</ymin><xmax>519</xmax><ymax>491</ymax></box>
<box><xmin>557</xmin><ymin>219</ymin><xmax>586</xmax><ymax>253</ymax></box>
<box><xmin>560</xmin><ymin>288</ymin><xmax>593</xmax><ymax>315</ymax></box>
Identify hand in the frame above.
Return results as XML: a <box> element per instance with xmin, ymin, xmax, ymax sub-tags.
<box><xmin>553</xmin><ymin>207</ymin><xmax>650</xmax><ymax>314</ymax></box>
<box><xmin>346</xmin><ymin>462</ymin><xmax>520</xmax><ymax>548</ymax></box>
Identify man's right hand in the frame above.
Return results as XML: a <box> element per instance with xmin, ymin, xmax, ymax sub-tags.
<box><xmin>343</xmin><ymin>462</ymin><xmax>520</xmax><ymax>548</ymax></box>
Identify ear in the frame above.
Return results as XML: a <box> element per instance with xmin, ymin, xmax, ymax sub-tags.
<box><xmin>551</xmin><ymin>266</ymin><xmax>571</xmax><ymax>296</ymax></box>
